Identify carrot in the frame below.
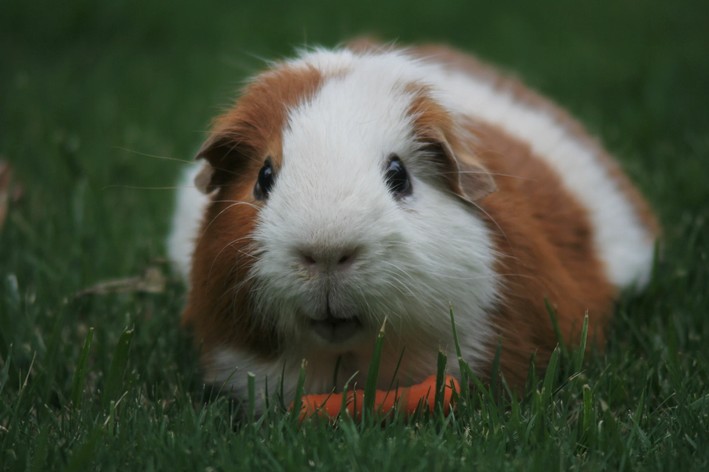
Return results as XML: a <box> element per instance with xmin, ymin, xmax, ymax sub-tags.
<box><xmin>295</xmin><ymin>374</ymin><xmax>460</xmax><ymax>421</ymax></box>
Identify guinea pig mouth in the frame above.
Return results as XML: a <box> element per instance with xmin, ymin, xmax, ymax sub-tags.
<box><xmin>310</xmin><ymin>316</ymin><xmax>362</xmax><ymax>343</ymax></box>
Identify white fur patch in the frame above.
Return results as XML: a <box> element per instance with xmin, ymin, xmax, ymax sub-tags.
<box><xmin>167</xmin><ymin>163</ymin><xmax>210</xmax><ymax>284</ymax></box>
<box><xmin>292</xmin><ymin>47</ymin><xmax>656</xmax><ymax>289</ymax></box>
<box><xmin>237</xmin><ymin>51</ymin><xmax>500</xmax><ymax>400</ymax></box>
<box><xmin>430</xmin><ymin>70</ymin><xmax>655</xmax><ymax>289</ymax></box>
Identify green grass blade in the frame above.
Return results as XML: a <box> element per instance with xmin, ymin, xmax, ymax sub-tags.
<box><xmin>449</xmin><ymin>306</ymin><xmax>476</xmax><ymax>384</ymax></box>
<box><xmin>541</xmin><ymin>346</ymin><xmax>560</xmax><ymax>406</ymax></box>
<box><xmin>448</xmin><ymin>305</ymin><xmax>463</xmax><ymax>360</ymax></box>
<box><xmin>340</xmin><ymin>372</ymin><xmax>359</xmax><ymax>419</ymax></box>
<box><xmin>434</xmin><ymin>350</ymin><xmax>447</xmax><ymax>413</ymax></box>
<box><xmin>449</xmin><ymin>305</ymin><xmax>494</xmax><ymax>412</ymax></box>
<box><xmin>490</xmin><ymin>341</ymin><xmax>502</xmax><ymax>398</ymax></box>
<box><xmin>525</xmin><ymin>351</ymin><xmax>538</xmax><ymax>393</ymax></box>
<box><xmin>278</xmin><ymin>362</ymin><xmax>288</xmax><ymax>411</ymax></box>
<box><xmin>101</xmin><ymin>327</ymin><xmax>134</xmax><ymax>409</ymax></box>
<box><xmin>363</xmin><ymin>318</ymin><xmax>386</xmax><ymax>419</ymax></box>
<box><xmin>64</xmin><ymin>427</ymin><xmax>103</xmax><ymax>472</ymax></box>
<box><xmin>29</xmin><ymin>424</ymin><xmax>50</xmax><ymax>472</ymax></box>
<box><xmin>545</xmin><ymin>299</ymin><xmax>567</xmax><ymax>356</ymax></box>
<box><xmin>290</xmin><ymin>359</ymin><xmax>307</xmax><ymax>423</ymax></box>
<box><xmin>247</xmin><ymin>371</ymin><xmax>256</xmax><ymax>421</ymax></box>
<box><xmin>581</xmin><ymin>384</ymin><xmax>593</xmax><ymax>445</ymax></box>
<box><xmin>0</xmin><ymin>345</ymin><xmax>11</xmax><ymax>397</ymax></box>
<box><xmin>332</xmin><ymin>354</ymin><xmax>342</xmax><ymax>388</ymax></box>
<box><xmin>71</xmin><ymin>327</ymin><xmax>94</xmax><ymax>408</ymax></box>
<box><xmin>574</xmin><ymin>313</ymin><xmax>589</xmax><ymax>373</ymax></box>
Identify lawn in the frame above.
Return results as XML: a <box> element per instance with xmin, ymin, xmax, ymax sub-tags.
<box><xmin>1</xmin><ymin>0</ymin><xmax>708</xmax><ymax>470</ymax></box>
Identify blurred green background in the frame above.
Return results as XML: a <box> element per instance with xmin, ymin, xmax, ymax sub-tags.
<box><xmin>1</xmin><ymin>0</ymin><xmax>708</xmax><ymax>469</ymax></box>
<box><xmin>3</xmin><ymin>1</ymin><xmax>708</xmax><ymax>250</ymax></box>
<box><xmin>2</xmin><ymin>0</ymin><xmax>707</xmax><ymax>294</ymax></box>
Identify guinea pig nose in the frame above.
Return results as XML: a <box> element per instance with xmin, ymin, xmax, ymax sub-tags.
<box><xmin>298</xmin><ymin>245</ymin><xmax>360</xmax><ymax>272</ymax></box>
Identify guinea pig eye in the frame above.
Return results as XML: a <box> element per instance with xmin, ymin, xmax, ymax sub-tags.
<box><xmin>385</xmin><ymin>154</ymin><xmax>412</xmax><ymax>198</ymax></box>
<box><xmin>254</xmin><ymin>158</ymin><xmax>275</xmax><ymax>200</ymax></box>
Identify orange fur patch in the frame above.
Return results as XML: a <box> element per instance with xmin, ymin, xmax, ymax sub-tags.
<box><xmin>406</xmin><ymin>80</ymin><xmax>614</xmax><ymax>388</ymax></box>
<box><xmin>473</xmin><ymin>121</ymin><xmax>615</xmax><ymax>388</ymax></box>
<box><xmin>183</xmin><ymin>65</ymin><xmax>324</xmax><ymax>360</ymax></box>
<box><xmin>411</xmin><ymin>44</ymin><xmax>659</xmax><ymax>237</ymax></box>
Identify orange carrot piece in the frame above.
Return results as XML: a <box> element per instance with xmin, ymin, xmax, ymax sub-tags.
<box><xmin>295</xmin><ymin>374</ymin><xmax>460</xmax><ymax>420</ymax></box>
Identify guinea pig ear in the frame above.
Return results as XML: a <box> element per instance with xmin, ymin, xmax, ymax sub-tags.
<box><xmin>193</xmin><ymin>134</ymin><xmax>242</xmax><ymax>194</ymax></box>
<box><xmin>422</xmin><ymin>127</ymin><xmax>497</xmax><ymax>204</ymax></box>
<box><xmin>193</xmin><ymin>162</ymin><xmax>215</xmax><ymax>195</ymax></box>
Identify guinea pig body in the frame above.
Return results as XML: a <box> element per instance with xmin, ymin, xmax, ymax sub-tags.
<box><xmin>168</xmin><ymin>42</ymin><xmax>658</xmax><ymax>406</ymax></box>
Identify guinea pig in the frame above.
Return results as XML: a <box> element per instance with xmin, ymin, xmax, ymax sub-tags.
<box><xmin>168</xmin><ymin>40</ymin><xmax>658</xmax><ymax>408</ymax></box>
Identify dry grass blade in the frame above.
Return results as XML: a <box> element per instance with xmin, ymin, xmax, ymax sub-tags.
<box><xmin>73</xmin><ymin>267</ymin><xmax>167</xmax><ymax>297</ymax></box>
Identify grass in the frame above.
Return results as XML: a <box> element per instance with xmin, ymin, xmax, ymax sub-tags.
<box><xmin>1</xmin><ymin>0</ymin><xmax>708</xmax><ymax>469</ymax></box>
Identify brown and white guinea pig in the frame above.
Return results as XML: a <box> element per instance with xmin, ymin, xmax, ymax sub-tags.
<box><xmin>168</xmin><ymin>40</ymin><xmax>658</xmax><ymax>407</ymax></box>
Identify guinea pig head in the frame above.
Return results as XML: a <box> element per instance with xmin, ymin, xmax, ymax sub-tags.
<box><xmin>183</xmin><ymin>58</ymin><xmax>499</xmax><ymax>379</ymax></box>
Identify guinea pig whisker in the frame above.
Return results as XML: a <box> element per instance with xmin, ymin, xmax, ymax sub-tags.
<box><xmin>376</xmin><ymin>267</ymin><xmax>419</xmax><ymax>300</ymax></box>
<box><xmin>206</xmin><ymin>239</ymin><xmax>256</xmax><ymax>283</ymax></box>
<box><xmin>351</xmin><ymin>285</ymin><xmax>377</xmax><ymax>323</ymax></box>
<box><xmin>377</xmin><ymin>260</ymin><xmax>418</xmax><ymax>287</ymax></box>
<box><xmin>114</xmin><ymin>147</ymin><xmax>194</xmax><ymax>165</ymax></box>
<box><xmin>103</xmin><ymin>184</ymin><xmax>200</xmax><ymax>191</ymax></box>
<box><xmin>203</xmin><ymin>201</ymin><xmax>258</xmax><ymax>233</ymax></box>
<box><xmin>403</xmin><ymin>266</ymin><xmax>497</xmax><ymax>283</ymax></box>
<box><xmin>375</xmin><ymin>265</ymin><xmax>415</xmax><ymax>292</ymax></box>
<box><xmin>428</xmin><ymin>185</ymin><xmax>508</xmax><ymax>243</ymax></box>
<box><xmin>439</xmin><ymin>170</ymin><xmax>535</xmax><ymax>182</ymax></box>
<box><xmin>211</xmin><ymin>199</ymin><xmax>259</xmax><ymax>210</ymax></box>
<box><xmin>468</xmin><ymin>199</ymin><xmax>509</xmax><ymax>243</ymax></box>
<box><xmin>495</xmin><ymin>272</ymin><xmax>543</xmax><ymax>283</ymax></box>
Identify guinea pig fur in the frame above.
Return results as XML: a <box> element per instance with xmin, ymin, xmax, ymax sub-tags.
<box><xmin>168</xmin><ymin>41</ymin><xmax>658</xmax><ymax>408</ymax></box>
